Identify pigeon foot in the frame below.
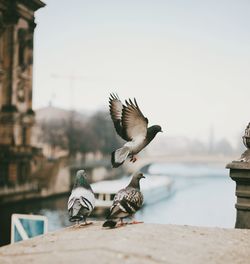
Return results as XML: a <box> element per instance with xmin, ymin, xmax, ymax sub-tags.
<box><xmin>116</xmin><ymin>219</ymin><xmax>128</xmax><ymax>228</ymax></box>
<box><xmin>117</xmin><ymin>222</ymin><xmax>127</xmax><ymax>227</ymax></box>
<box><xmin>79</xmin><ymin>221</ymin><xmax>93</xmax><ymax>227</ymax></box>
<box><xmin>130</xmin><ymin>156</ymin><xmax>138</xmax><ymax>163</ymax></box>
<box><xmin>129</xmin><ymin>221</ymin><xmax>144</xmax><ymax>225</ymax></box>
<box><xmin>116</xmin><ymin>222</ymin><xmax>128</xmax><ymax>228</ymax></box>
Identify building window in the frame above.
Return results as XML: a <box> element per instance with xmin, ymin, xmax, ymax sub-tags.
<box><xmin>0</xmin><ymin>163</ymin><xmax>9</xmax><ymax>186</ymax></box>
<box><xmin>18</xmin><ymin>162</ymin><xmax>28</xmax><ymax>184</ymax></box>
<box><xmin>22</xmin><ymin>126</ymin><xmax>27</xmax><ymax>145</ymax></box>
<box><xmin>18</xmin><ymin>28</ymin><xmax>26</xmax><ymax>69</ymax></box>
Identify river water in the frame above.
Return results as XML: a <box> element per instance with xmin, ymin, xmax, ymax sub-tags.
<box><xmin>0</xmin><ymin>162</ymin><xmax>236</xmax><ymax>246</ymax></box>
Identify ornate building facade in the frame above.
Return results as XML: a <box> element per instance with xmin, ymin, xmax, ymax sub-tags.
<box><xmin>0</xmin><ymin>0</ymin><xmax>45</xmax><ymax>186</ymax></box>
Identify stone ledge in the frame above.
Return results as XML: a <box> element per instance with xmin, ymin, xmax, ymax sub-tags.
<box><xmin>226</xmin><ymin>161</ymin><xmax>250</xmax><ymax>170</ymax></box>
<box><xmin>0</xmin><ymin>222</ymin><xmax>250</xmax><ymax>264</ymax></box>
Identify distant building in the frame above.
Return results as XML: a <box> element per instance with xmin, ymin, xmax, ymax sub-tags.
<box><xmin>0</xmin><ymin>0</ymin><xmax>45</xmax><ymax>186</ymax></box>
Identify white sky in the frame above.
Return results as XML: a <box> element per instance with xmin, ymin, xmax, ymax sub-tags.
<box><xmin>33</xmin><ymin>0</ymin><xmax>250</xmax><ymax>146</ymax></box>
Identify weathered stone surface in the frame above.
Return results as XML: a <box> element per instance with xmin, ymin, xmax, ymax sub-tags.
<box><xmin>0</xmin><ymin>0</ymin><xmax>45</xmax><ymax>189</ymax></box>
<box><xmin>0</xmin><ymin>222</ymin><xmax>250</xmax><ymax>264</ymax></box>
<box><xmin>227</xmin><ymin>160</ymin><xmax>250</xmax><ymax>228</ymax></box>
<box><xmin>226</xmin><ymin>160</ymin><xmax>250</xmax><ymax>170</ymax></box>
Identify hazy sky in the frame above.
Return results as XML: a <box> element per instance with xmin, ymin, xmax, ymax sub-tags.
<box><xmin>33</xmin><ymin>0</ymin><xmax>250</xmax><ymax>146</ymax></box>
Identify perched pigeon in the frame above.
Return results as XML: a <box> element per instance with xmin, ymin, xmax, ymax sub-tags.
<box><xmin>103</xmin><ymin>171</ymin><xmax>145</xmax><ymax>228</ymax></box>
<box><xmin>68</xmin><ymin>170</ymin><xmax>95</xmax><ymax>226</ymax></box>
<box><xmin>109</xmin><ymin>93</ymin><xmax>163</xmax><ymax>167</ymax></box>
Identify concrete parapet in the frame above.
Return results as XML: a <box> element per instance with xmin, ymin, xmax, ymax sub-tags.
<box><xmin>0</xmin><ymin>222</ymin><xmax>250</xmax><ymax>264</ymax></box>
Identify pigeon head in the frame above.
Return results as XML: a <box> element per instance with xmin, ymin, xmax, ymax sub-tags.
<box><xmin>127</xmin><ymin>171</ymin><xmax>145</xmax><ymax>189</ymax></box>
<box><xmin>133</xmin><ymin>172</ymin><xmax>145</xmax><ymax>180</ymax></box>
<box><xmin>147</xmin><ymin>125</ymin><xmax>163</xmax><ymax>142</ymax></box>
<box><xmin>74</xmin><ymin>170</ymin><xmax>91</xmax><ymax>190</ymax></box>
<box><xmin>153</xmin><ymin>125</ymin><xmax>163</xmax><ymax>133</ymax></box>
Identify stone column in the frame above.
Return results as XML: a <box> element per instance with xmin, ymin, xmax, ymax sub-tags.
<box><xmin>226</xmin><ymin>123</ymin><xmax>250</xmax><ymax>229</ymax></box>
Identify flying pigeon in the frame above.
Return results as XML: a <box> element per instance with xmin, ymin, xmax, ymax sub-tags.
<box><xmin>109</xmin><ymin>93</ymin><xmax>163</xmax><ymax>168</ymax></box>
<box><xmin>68</xmin><ymin>170</ymin><xmax>95</xmax><ymax>226</ymax></box>
<box><xmin>103</xmin><ymin>171</ymin><xmax>145</xmax><ymax>228</ymax></box>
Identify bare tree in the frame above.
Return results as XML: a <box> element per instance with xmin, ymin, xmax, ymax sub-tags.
<box><xmin>38</xmin><ymin>110</ymin><xmax>121</xmax><ymax>158</ymax></box>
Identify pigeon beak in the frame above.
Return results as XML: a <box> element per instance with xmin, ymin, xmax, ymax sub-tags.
<box><xmin>160</xmin><ymin>130</ymin><xmax>163</xmax><ymax>133</ymax></box>
<box><xmin>141</xmin><ymin>175</ymin><xmax>145</xmax><ymax>179</ymax></box>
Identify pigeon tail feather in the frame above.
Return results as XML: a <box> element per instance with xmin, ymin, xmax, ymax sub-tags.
<box><xmin>111</xmin><ymin>151</ymin><xmax>125</xmax><ymax>168</ymax></box>
<box><xmin>111</xmin><ymin>146</ymin><xmax>130</xmax><ymax>168</ymax></box>
<box><xmin>102</xmin><ymin>220</ymin><xmax>117</xmax><ymax>228</ymax></box>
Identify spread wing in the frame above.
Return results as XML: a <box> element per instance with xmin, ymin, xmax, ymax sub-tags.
<box><xmin>109</xmin><ymin>93</ymin><xmax>127</xmax><ymax>140</ymax></box>
<box><xmin>122</xmin><ymin>98</ymin><xmax>148</xmax><ymax>141</ymax></box>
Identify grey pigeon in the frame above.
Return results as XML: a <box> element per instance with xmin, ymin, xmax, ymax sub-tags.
<box><xmin>109</xmin><ymin>93</ymin><xmax>163</xmax><ymax>168</ymax></box>
<box><xmin>103</xmin><ymin>171</ymin><xmax>145</xmax><ymax>228</ymax></box>
<box><xmin>68</xmin><ymin>170</ymin><xmax>95</xmax><ymax>226</ymax></box>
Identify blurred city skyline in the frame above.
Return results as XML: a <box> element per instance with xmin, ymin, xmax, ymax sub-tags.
<box><xmin>33</xmin><ymin>0</ymin><xmax>250</xmax><ymax>146</ymax></box>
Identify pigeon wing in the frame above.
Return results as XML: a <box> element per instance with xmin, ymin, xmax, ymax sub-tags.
<box><xmin>68</xmin><ymin>196</ymin><xmax>75</xmax><ymax>210</ymax></box>
<box><xmin>108</xmin><ymin>188</ymin><xmax>143</xmax><ymax>218</ymax></box>
<box><xmin>108</xmin><ymin>189</ymin><xmax>128</xmax><ymax>218</ymax></box>
<box><xmin>79</xmin><ymin>191</ymin><xmax>95</xmax><ymax>212</ymax></box>
<box><xmin>123</xmin><ymin>187</ymin><xmax>144</xmax><ymax>212</ymax></box>
<box><xmin>68</xmin><ymin>188</ymin><xmax>95</xmax><ymax>211</ymax></box>
<box><xmin>109</xmin><ymin>93</ymin><xmax>128</xmax><ymax>140</ymax></box>
<box><xmin>122</xmin><ymin>98</ymin><xmax>148</xmax><ymax>141</ymax></box>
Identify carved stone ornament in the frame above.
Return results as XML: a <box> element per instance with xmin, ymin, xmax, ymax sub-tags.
<box><xmin>243</xmin><ymin>122</ymin><xmax>250</xmax><ymax>149</ymax></box>
<box><xmin>239</xmin><ymin>123</ymin><xmax>250</xmax><ymax>162</ymax></box>
<box><xmin>17</xmin><ymin>80</ymin><xmax>25</xmax><ymax>103</ymax></box>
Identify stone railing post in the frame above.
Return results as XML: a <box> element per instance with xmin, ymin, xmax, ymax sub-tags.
<box><xmin>226</xmin><ymin>122</ymin><xmax>250</xmax><ymax>229</ymax></box>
